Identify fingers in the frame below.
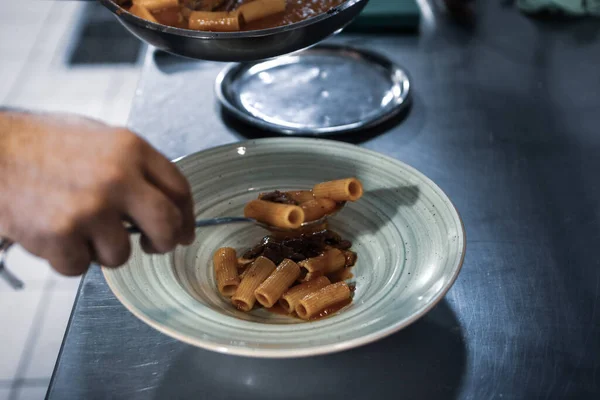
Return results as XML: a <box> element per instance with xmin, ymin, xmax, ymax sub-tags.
<box><xmin>124</xmin><ymin>182</ymin><xmax>185</xmax><ymax>254</ymax></box>
<box><xmin>141</xmin><ymin>145</ymin><xmax>196</xmax><ymax>245</ymax></box>
<box><xmin>88</xmin><ymin>212</ymin><xmax>131</xmax><ymax>268</ymax></box>
<box><xmin>15</xmin><ymin>221</ymin><xmax>92</xmax><ymax>276</ymax></box>
<box><xmin>45</xmin><ymin>237</ymin><xmax>93</xmax><ymax>277</ymax></box>
<box><xmin>18</xmin><ymin>241</ymin><xmax>91</xmax><ymax>277</ymax></box>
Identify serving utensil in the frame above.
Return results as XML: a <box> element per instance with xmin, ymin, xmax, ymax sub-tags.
<box><xmin>0</xmin><ymin>203</ymin><xmax>346</xmax><ymax>289</ymax></box>
<box><xmin>126</xmin><ymin>202</ymin><xmax>346</xmax><ymax>233</ymax></box>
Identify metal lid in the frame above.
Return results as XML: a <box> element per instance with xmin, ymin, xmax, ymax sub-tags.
<box><xmin>215</xmin><ymin>45</ymin><xmax>411</xmax><ymax>135</ymax></box>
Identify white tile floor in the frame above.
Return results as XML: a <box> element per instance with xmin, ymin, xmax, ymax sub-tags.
<box><xmin>0</xmin><ymin>2</ymin><xmax>142</xmax><ymax>399</ymax></box>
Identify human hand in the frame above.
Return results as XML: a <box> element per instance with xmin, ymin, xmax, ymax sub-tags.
<box><xmin>0</xmin><ymin>111</ymin><xmax>195</xmax><ymax>276</ymax></box>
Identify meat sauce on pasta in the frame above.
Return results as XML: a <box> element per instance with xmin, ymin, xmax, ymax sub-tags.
<box><xmin>213</xmin><ymin>178</ymin><xmax>363</xmax><ymax>321</ymax></box>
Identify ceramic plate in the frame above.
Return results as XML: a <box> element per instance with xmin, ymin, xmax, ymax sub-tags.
<box><xmin>103</xmin><ymin>138</ymin><xmax>465</xmax><ymax>358</ymax></box>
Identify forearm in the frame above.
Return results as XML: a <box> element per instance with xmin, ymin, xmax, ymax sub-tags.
<box><xmin>0</xmin><ymin>108</ymin><xmax>35</xmax><ymax>163</ymax></box>
<box><xmin>0</xmin><ymin>111</ymin><xmax>194</xmax><ymax>276</ymax></box>
<box><xmin>0</xmin><ymin>107</ymin><xmax>31</xmax><ymax>146</ymax></box>
<box><xmin>0</xmin><ymin>109</ymin><xmax>20</xmax><ymax>239</ymax></box>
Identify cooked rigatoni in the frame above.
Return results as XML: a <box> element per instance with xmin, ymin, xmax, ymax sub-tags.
<box><xmin>254</xmin><ymin>259</ymin><xmax>301</xmax><ymax>308</ymax></box>
<box><xmin>301</xmin><ymin>198</ymin><xmax>338</xmax><ymax>222</ymax></box>
<box><xmin>129</xmin><ymin>4</ymin><xmax>158</xmax><ymax>23</ymax></box>
<box><xmin>212</xmin><ymin>178</ymin><xmax>362</xmax><ymax>320</ymax></box>
<box><xmin>327</xmin><ymin>268</ymin><xmax>354</xmax><ymax>283</ymax></box>
<box><xmin>244</xmin><ymin>199</ymin><xmax>305</xmax><ymax>229</ymax></box>
<box><xmin>231</xmin><ymin>256</ymin><xmax>276</xmax><ymax>311</ymax></box>
<box><xmin>132</xmin><ymin>0</ymin><xmax>178</xmax><ymax>12</ymax></box>
<box><xmin>238</xmin><ymin>266</ymin><xmax>250</xmax><ymax>280</ymax></box>
<box><xmin>295</xmin><ymin>282</ymin><xmax>351</xmax><ymax>320</ymax></box>
<box><xmin>299</xmin><ymin>248</ymin><xmax>346</xmax><ymax>275</ymax></box>
<box><xmin>286</xmin><ymin>190</ymin><xmax>315</xmax><ymax>204</ymax></box>
<box><xmin>213</xmin><ymin>247</ymin><xmax>240</xmax><ymax>296</ymax></box>
<box><xmin>188</xmin><ymin>11</ymin><xmax>241</xmax><ymax>31</ymax></box>
<box><xmin>279</xmin><ymin>276</ymin><xmax>331</xmax><ymax>314</ymax></box>
<box><xmin>237</xmin><ymin>0</ymin><xmax>286</xmax><ymax>23</ymax></box>
<box><xmin>313</xmin><ymin>177</ymin><xmax>364</xmax><ymax>202</ymax></box>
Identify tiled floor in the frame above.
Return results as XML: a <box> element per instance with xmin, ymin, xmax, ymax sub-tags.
<box><xmin>0</xmin><ymin>2</ymin><xmax>143</xmax><ymax>399</ymax></box>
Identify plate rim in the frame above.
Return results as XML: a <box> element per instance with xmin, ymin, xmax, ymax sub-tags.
<box><xmin>103</xmin><ymin>138</ymin><xmax>466</xmax><ymax>358</ymax></box>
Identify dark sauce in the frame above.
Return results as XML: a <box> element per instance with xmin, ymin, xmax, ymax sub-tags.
<box><xmin>328</xmin><ymin>268</ymin><xmax>354</xmax><ymax>283</ymax></box>
<box><xmin>233</xmin><ymin>228</ymin><xmax>357</xmax><ymax>320</ymax></box>
<box><xmin>343</xmin><ymin>249</ymin><xmax>357</xmax><ymax>266</ymax></box>
<box><xmin>259</xmin><ymin>190</ymin><xmax>298</xmax><ymax>205</ymax></box>
<box><xmin>242</xmin><ymin>229</ymin><xmax>351</xmax><ymax>265</ymax></box>
<box><xmin>348</xmin><ymin>282</ymin><xmax>356</xmax><ymax>293</ymax></box>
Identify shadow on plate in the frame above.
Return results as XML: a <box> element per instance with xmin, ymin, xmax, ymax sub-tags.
<box><xmin>369</xmin><ymin>186</ymin><xmax>420</xmax><ymax>207</ymax></box>
<box><xmin>343</xmin><ymin>185</ymin><xmax>421</xmax><ymax>235</ymax></box>
<box><xmin>222</xmin><ymin>98</ymin><xmax>412</xmax><ymax>145</ymax></box>
<box><xmin>153</xmin><ymin>299</ymin><xmax>466</xmax><ymax>400</ymax></box>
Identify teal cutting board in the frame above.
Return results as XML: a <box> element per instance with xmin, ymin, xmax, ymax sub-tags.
<box><xmin>346</xmin><ymin>0</ymin><xmax>421</xmax><ymax>32</ymax></box>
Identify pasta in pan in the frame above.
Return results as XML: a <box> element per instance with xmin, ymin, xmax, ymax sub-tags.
<box><xmin>188</xmin><ymin>11</ymin><xmax>241</xmax><ymax>31</ymax></box>
<box><xmin>211</xmin><ymin>178</ymin><xmax>363</xmax><ymax>321</ymax></box>
<box><xmin>129</xmin><ymin>3</ymin><xmax>159</xmax><ymax>22</ymax></box>
<box><xmin>114</xmin><ymin>0</ymin><xmax>347</xmax><ymax>32</ymax></box>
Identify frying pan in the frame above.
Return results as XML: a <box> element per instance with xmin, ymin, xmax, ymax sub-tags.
<box><xmin>99</xmin><ymin>0</ymin><xmax>370</xmax><ymax>62</ymax></box>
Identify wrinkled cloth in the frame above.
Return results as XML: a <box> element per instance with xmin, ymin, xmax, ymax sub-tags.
<box><xmin>518</xmin><ymin>0</ymin><xmax>600</xmax><ymax>16</ymax></box>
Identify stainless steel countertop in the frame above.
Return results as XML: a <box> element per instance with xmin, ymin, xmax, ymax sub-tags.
<box><xmin>48</xmin><ymin>2</ymin><xmax>600</xmax><ymax>399</ymax></box>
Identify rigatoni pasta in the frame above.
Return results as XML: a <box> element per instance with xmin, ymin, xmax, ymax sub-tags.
<box><xmin>244</xmin><ymin>200</ymin><xmax>305</xmax><ymax>229</ymax></box>
<box><xmin>244</xmin><ymin>177</ymin><xmax>363</xmax><ymax>229</ymax></box>
<box><xmin>132</xmin><ymin>0</ymin><xmax>179</xmax><ymax>12</ymax></box>
<box><xmin>296</xmin><ymin>282</ymin><xmax>351</xmax><ymax>320</ymax></box>
<box><xmin>237</xmin><ymin>0</ymin><xmax>286</xmax><ymax>23</ymax></box>
<box><xmin>279</xmin><ymin>276</ymin><xmax>331</xmax><ymax>313</ymax></box>
<box><xmin>301</xmin><ymin>198</ymin><xmax>338</xmax><ymax>222</ymax></box>
<box><xmin>286</xmin><ymin>190</ymin><xmax>315</xmax><ymax>204</ymax></box>
<box><xmin>255</xmin><ymin>259</ymin><xmax>301</xmax><ymax>308</ymax></box>
<box><xmin>129</xmin><ymin>4</ymin><xmax>159</xmax><ymax>22</ymax></box>
<box><xmin>210</xmin><ymin>178</ymin><xmax>362</xmax><ymax>320</ymax></box>
<box><xmin>188</xmin><ymin>11</ymin><xmax>240</xmax><ymax>31</ymax></box>
<box><xmin>231</xmin><ymin>256</ymin><xmax>276</xmax><ymax>311</ymax></box>
<box><xmin>313</xmin><ymin>177</ymin><xmax>364</xmax><ymax>202</ymax></box>
<box><xmin>299</xmin><ymin>248</ymin><xmax>346</xmax><ymax>275</ymax></box>
<box><xmin>213</xmin><ymin>247</ymin><xmax>240</xmax><ymax>296</ymax></box>
<box><xmin>212</xmin><ymin>228</ymin><xmax>357</xmax><ymax>320</ymax></box>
